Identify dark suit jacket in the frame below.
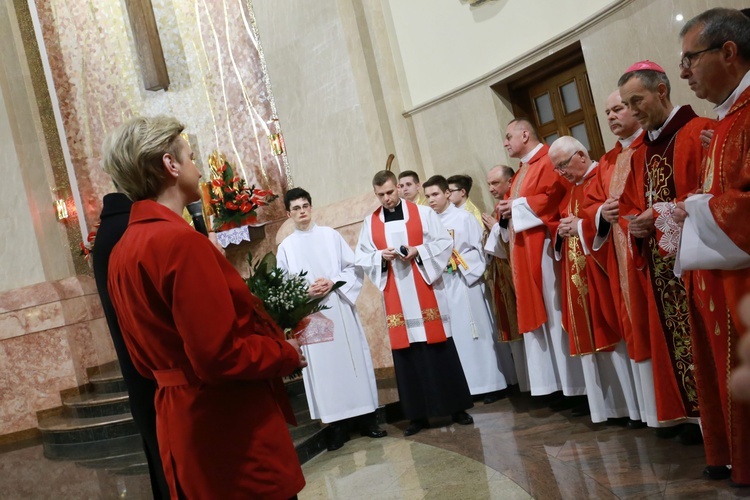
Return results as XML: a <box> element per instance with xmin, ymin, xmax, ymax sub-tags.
<box><xmin>92</xmin><ymin>192</ymin><xmax>169</xmax><ymax>499</ymax></box>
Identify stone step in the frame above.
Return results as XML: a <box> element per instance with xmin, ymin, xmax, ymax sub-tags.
<box><xmin>76</xmin><ymin>451</ymin><xmax>147</xmax><ymax>470</ymax></box>
<box><xmin>63</xmin><ymin>391</ymin><xmax>131</xmax><ymax>418</ymax></box>
<box><xmin>89</xmin><ymin>367</ymin><xmax>127</xmax><ymax>394</ymax></box>
<box><xmin>108</xmin><ymin>462</ymin><xmax>150</xmax><ymax>476</ymax></box>
<box><xmin>39</xmin><ymin>413</ymin><xmax>142</xmax><ymax>460</ymax></box>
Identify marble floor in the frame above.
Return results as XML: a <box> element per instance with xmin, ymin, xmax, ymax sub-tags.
<box><xmin>1</xmin><ymin>392</ymin><xmax>748</xmax><ymax>499</ymax></box>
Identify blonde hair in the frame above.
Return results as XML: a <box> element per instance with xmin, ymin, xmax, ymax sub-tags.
<box><xmin>102</xmin><ymin>116</ymin><xmax>185</xmax><ymax>201</ymax></box>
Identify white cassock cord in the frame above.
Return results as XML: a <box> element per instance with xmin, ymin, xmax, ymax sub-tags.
<box><xmin>462</xmin><ymin>272</ymin><xmax>480</xmax><ymax>340</ymax></box>
<box><xmin>335</xmin><ymin>290</ymin><xmax>358</xmax><ymax>377</ymax></box>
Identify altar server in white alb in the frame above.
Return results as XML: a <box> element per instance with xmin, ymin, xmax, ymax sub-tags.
<box><xmin>277</xmin><ymin>188</ymin><xmax>386</xmax><ymax>451</ymax></box>
<box><xmin>356</xmin><ymin>170</ymin><xmax>473</xmax><ymax>437</ymax></box>
<box><xmin>423</xmin><ymin>175</ymin><xmax>511</xmax><ymax>404</ymax></box>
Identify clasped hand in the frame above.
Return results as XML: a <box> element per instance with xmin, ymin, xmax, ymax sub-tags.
<box><xmin>382</xmin><ymin>246</ymin><xmax>418</xmax><ymax>262</ymax></box>
<box><xmin>308</xmin><ymin>278</ymin><xmax>334</xmax><ymax>298</ymax></box>
<box><xmin>557</xmin><ymin>215</ymin><xmax>580</xmax><ymax>238</ymax></box>
<box><xmin>496</xmin><ymin>200</ymin><xmax>512</xmax><ymax>219</ymax></box>
<box><xmin>601</xmin><ymin>197</ymin><xmax>619</xmax><ymax>224</ymax></box>
<box><xmin>286</xmin><ymin>338</ymin><xmax>308</xmax><ymax>369</ymax></box>
<box><xmin>628</xmin><ymin>208</ymin><xmax>655</xmax><ymax>238</ymax></box>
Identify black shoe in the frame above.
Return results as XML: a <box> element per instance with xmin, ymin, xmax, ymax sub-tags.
<box><xmin>549</xmin><ymin>396</ymin><xmax>583</xmax><ymax>412</ymax></box>
<box><xmin>677</xmin><ymin>423</ymin><xmax>703</xmax><ymax>446</ymax></box>
<box><xmin>571</xmin><ymin>401</ymin><xmax>591</xmax><ymax>417</ymax></box>
<box><xmin>654</xmin><ymin>425</ymin><xmax>682</xmax><ymax>439</ymax></box>
<box><xmin>326</xmin><ymin>423</ymin><xmax>350</xmax><ymax>451</ymax></box>
<box><xmin>483</xmin><ymin>391</ymin><xmax>505</xmax><ymax>405</ymax></box>
<box><xmin>627</xmin><ymin>419</ymin><xmax>646</xmax><ymax>430</ymax></box>
<box><xmin>404</xmin><ymin>418</ymin><xmax>429</xmax><ymax>436</ymax></box>
<box><xmin>357</xmin><ymin>412</ymin><xmax>387</xmax><ymax>438</ymax></box>
<box><xmin>703</xmin><ymin>465</ymin><xmax>731</xmax><ymax>481</ymax></box>
<box><xmin>360</xmin><ymin>425</ymin><xmax>387</xmax><ymax>438</ymax></box>
<box><xmin>451</xmin><ymin>411</ymin><xmax>474</xmax><ymax>425</ymax></box>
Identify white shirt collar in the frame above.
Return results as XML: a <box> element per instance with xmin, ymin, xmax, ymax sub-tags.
<box><xmin>386</xmin><ymin>199</ymin><xmax>403</xmax><ymax>213</ymax></box>
<box><xmin>619</xmin><ymin>128</ymin><xmax>642</xmax><ymax>149</ymax></box>
<box><xmin>648</xmin><ymin>105</ymin><xmax>681</xmax><ymax>141</ymax></box>
<box><xmin>715</xmin><ymin>69</ymin><xmax>750</xmax><ymax>120</ymax></box>
<box><xmin>294</xmin><ymin>223</ymin><xmax>316</xmax><ymax>233</ymax></box>
<box><xmin>520</xmin><ymin>143</ymin><xmax>544</xmax><ymax>164</ymax></box>
<box><xmin>576</xmin><ymin>161</ymin><xmax>598</xmax><ymax>186</ymax></box>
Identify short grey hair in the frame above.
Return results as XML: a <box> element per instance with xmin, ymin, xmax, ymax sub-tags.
<box><xmin>549</xmin><ymin>136</ymin><xmax>589</xmax><ymax>160</ymax></box>
<box><xmin>681</xmin><ymin>8</ymin><xmax>750</xmax><ymax>61</ymax></box>
<box><xmin>617</xmin><ymin>70</ymin><xmax>671</xmax><ymax>99</ymax></box>
<box><xmin>102</xmin><ymin>116</ymin><xmax>185</xmax><ymax>201</ymax></box>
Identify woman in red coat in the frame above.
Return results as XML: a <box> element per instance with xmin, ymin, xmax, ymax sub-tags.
<box><xmin>103</xmin><ymin>116</ymin><xmax>306</xmax><ymax>499</ymax></box>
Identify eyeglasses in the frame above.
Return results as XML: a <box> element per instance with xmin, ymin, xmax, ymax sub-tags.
<box><xmin>679</xmin><ymin>45</ymin><xmax>722</xmax><ymax>70</ymax></box>
<box><xmin>554</xmin><ymin>151</ymin><xmax>579</xmax><ymax>172</ymax></box>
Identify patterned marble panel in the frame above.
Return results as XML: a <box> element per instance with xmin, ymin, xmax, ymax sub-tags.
<box><xmin>0</xmin><ymin>327</ymin><xmax>77</xmax><ymax>435</ymax></box>
<box><xmin>0</xmin><ymin>276</ymin><xmax>115</xmax><ymax>436</ymax></box>
<box><xmin>33</xmin><ymin>0</ymin><xmax>288</xmax><ymax>232</ymax></box>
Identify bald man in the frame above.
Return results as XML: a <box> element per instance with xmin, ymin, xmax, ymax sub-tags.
<box><xmin>496</xmin><ymin>119</ymin><xmax>585</xmax><ymax>406</ymax></box>
<box><xmin>483</xmin><ymin>165</ymin><xmax>528</xmax><ymax>392</ymax></box>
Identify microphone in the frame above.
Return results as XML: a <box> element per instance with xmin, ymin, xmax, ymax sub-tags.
<box><xmin>187</xmin><ymin>201</ymin><xmax>209</xmax><ymax>237</ymax></box>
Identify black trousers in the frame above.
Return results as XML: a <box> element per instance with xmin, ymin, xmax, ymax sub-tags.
<box><xmin>392</xmin><ymin>338</ymin><xmax>473</xmax><ymax>420</ymax></box>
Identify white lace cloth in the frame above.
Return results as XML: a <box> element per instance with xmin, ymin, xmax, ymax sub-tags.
<box><xmin>215</xmin><ymin>226</ymin><xmax>251</xmax><ymax>248</ymax></box>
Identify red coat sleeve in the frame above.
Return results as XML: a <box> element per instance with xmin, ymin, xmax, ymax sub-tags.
<box><xmin>165</xmin><ymin>232</ymin><xmax>300</xmax><ymax>384</ymax></box>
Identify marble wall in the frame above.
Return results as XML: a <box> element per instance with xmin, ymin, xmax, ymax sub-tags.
<box><xmin>0</xmin><ymin>0</ymin><xmax>76</xmax><ymax>294</ymax></box>
<box><xmin>0</xmin><ymin>276</ymin><xmax>116</xmax><ymax>436</ymax></box>
<box><xmin>253</xmin><ymin>0</ymin><xmax>424</xmax><ymax>208</ymax></box>
<box><xmin>33</xmin><ymin>0</ymin><xmax>289</xmax><ymax>233</ymax></box>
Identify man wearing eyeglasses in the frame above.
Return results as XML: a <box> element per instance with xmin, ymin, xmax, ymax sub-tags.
<box><xmin>617</xmin><ymin>60</ymin><xmax>714</xmax><ymax>445</ymax></box>
<box><xmin>446</xmin><ymin>174</ymin><xmax>483</xmax><ymax>228</ymax></box>
<box><xmin>496</xmin><ymin>118</ymin><xmax>586</xmax><ymax>409</ymax></box>
<box><xmin>548</xmin><ymin>136</ymin><xmax>641</xmax><ymax>426</ymax></box>
<box><xmin>277</xmin><ymin>187</ymin><xmax>386</xmax><ymax>452</ymax></box>
<box><xmin>674</xmin><ymin>8</ymin><xmax>750</xmax><ymax>487</ymax></box>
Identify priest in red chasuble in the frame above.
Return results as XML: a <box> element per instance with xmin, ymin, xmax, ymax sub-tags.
<box><xmin>548</xmin><ymin>136</ymin><xmax>641</xmax><ymax>424</ymax></box>
<box><xmin>496</xmin><ymin>119</ymin><xmax>586</xmax><ymax>405</ymax></box>
<box><xmin>355</xmin><ymin>170</ymin><xmax>473</xmax><ymax>437</ymax></box>
<box><xmin>618</xmin><ymin>61</ymin><xmax>714</xmax><ymax>444</ymax></box>
<box><xmin>482</xmin><ymin>165</ymin><xmax>529</xmax><ymax>392</ymax></box>
<box><xmin>675</xmin><ymin>8</ymin><xmax>750</xmax><ymax>486</ymax></box>
<box><xmin>584</xmin><ymin>90</ymin><xmax>665</xmax><ymax>430</ymax></box>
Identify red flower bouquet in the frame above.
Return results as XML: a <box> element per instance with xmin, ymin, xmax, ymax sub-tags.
<box><xmin>206</xmin><ymin>152</ymin><xmax>278</xmax><ymax>232</ymax></box>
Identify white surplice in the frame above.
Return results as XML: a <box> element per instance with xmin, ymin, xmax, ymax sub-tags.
<box><xmin>277</xmin><ymin>224</ymin><xmax>378</xmax><ymax>423</ymax></box>
<box><xmin>436</xmin><ymin>204</ymin><xmax>510</xmax><ymax>395</ymax></box>
<box><xmin>485</xmin><ymin>223</ymin><xmax>531</xmax><ymax>393</ymax></box>
<box><xmin>355</xmin><ymin>201</ymin><xmax>454</xmax><ymax>342</ymax></box>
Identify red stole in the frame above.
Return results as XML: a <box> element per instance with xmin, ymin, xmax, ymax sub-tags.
<box><xmin>370</xmin><ymin>201</ymin><xmax>447</xmax><ymax>350</ymax></box>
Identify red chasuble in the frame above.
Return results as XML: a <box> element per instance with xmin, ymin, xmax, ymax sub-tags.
<box><xmin>506</xmin><ymin>144</ymin><xmax>568</xmax><ymax>334</ymax></box>
<box><xmin>558</xmin><ymin>166</ymin><xmax>621</xmax><ymax>355</ymax></box>
<box><xmin>583</xmin><ymin>134</ymin><xmax>651</xmax><ymax>362</ymax></box>
<box><xmin>370</xmin><ymin>201</ymin><xmax>447</xmax><ymax>349</ymax></box>
<box><xmin>108</xmin><ymin>201</ymin><xmax>304</xmax><ymax>500</ymax></box>
<box><xmin>618</xmin><ymin>105</ymin><xmax>714</xmax><ymax>422</ymax></box>
<box><xmin>488</xmin><ymin>203</ymin><xmax>520</xmax><ymax>342</ymax></box>
<box><xmin>687</xmin><ymin>86</ymin><xmax>750</xmax><ymax>483</ymax></box>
